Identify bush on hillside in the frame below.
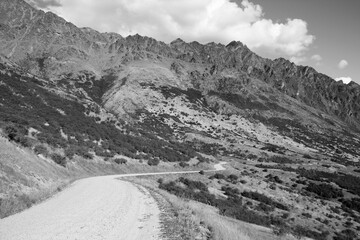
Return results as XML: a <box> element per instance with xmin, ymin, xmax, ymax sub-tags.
<box><xmin>340</xmin><ymin>198</ymin><xmax>360</xmax><ymax>213</ymax></box>
<box><xmin>33</xmin><ymin>145</ymin><xmax>48</xmax><ymax>156</ymax></box>
<box><xmin>210</xmin><ymin>173</ymin><xmax>226</xmax><ymax>180</ymax></box>
<box><xmin>50</xmin><ymin>153</ymin><xmax>66</xmax><ymax>167</ymax></box>
<box><xmin>179</xmin><ymin>162</ymin><xmax>189</xmax><ymax>168</ymax></box>
<box><xmin>296</xmin><ymin>169</ymin><xmax>360</xmax><ymax>196</ymax></box>
<box><xmin>267</xmin><ymin>156</ymin><xmax>293</xmax><ymax>164</ymax></box>
<box><xmin>159</xmin><ymin>177</ymin><xmax>273</xmax><ymax>227</ymax></box>
<box><xmin>148</xmin><ymin>158</ymin><xmax>160</xmax><ymax>166</ymax></box>
<box><xmin>227</xmin><ymin>174</ymin><xmax>239</xmax><ymax>182</ymax></box>
<box><xmin>2</xmin><ymin>124</ymin><xmax>32</xmax><ymax>147</ymax></box>
<box><xmin>114</xmin><ymin>158</ymin><xmax>127</xmax><ymax>164</ymax></box>
<box><xmin>305</xmin><ymin>182</ymin><xmax>343</xmax><ymax>199</ymax></box>
<box><xmin>3</xmin><ymin>124</ymin><xmax>27</xmax><ymax>142</ymax></box>
<box><xmin>241</xmin><ymin>191</ymin><xmax>289</xmax><ymax>211</ymax></box>
<box><xmin>64</xmin><ymin>146</ymin><xmax>76</xmax><ymax>159</ymax></box>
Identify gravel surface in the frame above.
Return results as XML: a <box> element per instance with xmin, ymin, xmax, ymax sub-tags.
<box><xmin>0</xmin><ymin>163</ymin><xmax>226</xmax><ymax>240</ymax></box>
<box><xmin>0</xmin><ymin>176</ymin><xmax>161</xmax><ymax>240</ymax></box>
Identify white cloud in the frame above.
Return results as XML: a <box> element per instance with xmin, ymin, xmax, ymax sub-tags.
<box><xmin>335</xmin><ymin>77</ymin><xmax>352</xmax><ymax>84</ymax></box>
<box><xmin>338</xmin><ymin>59</ymin><xmax>349</xmax><ymax>69</ymax></box>
<box><xmin>43</xmin><ymin>0</ymin><xmax>314</xmax><ymax>59</ymax></box>
<box><xmin>26</xmin><ymin>0</ymin><xmax>61</xmax><ymax>9</ymax></box>
<box><xmin>310</xmin><ymin>54</ymin><xmax>322</xmax><ymax>66</ymax></box>
<box><xmin>311</xmin><ymin>54</ymin><xmax>322</xmax><ymax>61</ymax></box>
<box><xmin>290</xmin><ymin>56</ymin><xmax>307</xmax><ymax>64</ymax></box>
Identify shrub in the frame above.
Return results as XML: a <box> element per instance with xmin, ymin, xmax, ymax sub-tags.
<box><xmin>64</xmin><ymin>146</ymin><xmax>76</xmax><ymax>159</ymax></box>
<box><xmin>306</xmin><ymin>182</ymin><xmax>343</xmax><ymax>199</ymax></box>
<box><xmin>50</xmin><ymin>153</ymin><xmax>66</xmax><ymax>167</ymax></box>
<box><xmin>297</xmin><ymin>169</ymin><xmax>360</xmax><ymax>196</ymax></box>
<box><xmin>273</xmin><ymin>224</ymin><xmax>291</xmax><ymax>237</ymax></box>
<box><xmin>160</xmin><ymin>177</ymin><xmax>272</xmax><ymax>227</ymax></box>
<box><xmin>3</xmin><ymin>124</ymin><xmax>31</xmax><ymax>147</ymax></box>
<box><xmin>3</xmin><ymin>124</ymin><xmax>27</xmax><ymax>142</ymax></box>
<box><xmin>256</xmin><ymin>202</ymin><xmax>275</xmax><ymax>212</ymax></box>
<box><xmin>114</xmin><ymin>158</ymin><xmax>127</xmax><ymax>164</ymax></box>
<box><xmin>148</xmin><ymin>158</ymin><xmax>160</xmax><ymax>166</ymax></box>
<box><xmin>334</xmin><ymin>229</ymin><xmax>357</xmax><ymax>240</ymax></box>
<box><xmin>179</xmin><ymin>162</ymin><xmax>189</xmax><ymax>168</ymax></box>
<box><xmin>267</xmin><ymin>156</ymin><xmax>293</xmax><ymax>164</ymax></box>
<box><xmin>179</xmin><ymin>177</ymin><xmax>208</xmax><ymax>192</ymax></box>
<box><xmin>227</xmin><ymin>174</ymin><xmax>239</xmax><ymax>182</ymax></box>
<box><xmin>34</xmin><ymin>145</ymin><xmax>48</xmax><ymax>155</ymax></box>
<box><xmin>221</xmin><ymin>186</ymin><xmax>240</xmax><ymax>198</ymax></box>
<box><xmin>292</xmin><ymin>225</ymin><xmax>329</xmax><ymax>240</ymax></box>
<box><xmin>82</xmin><ymin>152</ymin><xmax>94</xmax><ymax>160</ymax></box>
<box><xmin>19</xmin><ymin>136</ymin><xmax>33</xmax><ymax>147</ymax></box>
<box><xmin>265</xmin><ymin>174</ymin><xmax>283</xmax><ymax>184</ymax></box>
<box><xmin>241</xmin><ymin>191</ymin><xmax>289</xmax><ymax>211</ymax></box>
<box><xmin>210</xmin><ymin>173</ymin><xmax>225</xmax><ymax>180</ymax></box>
<box><xmin>302</xmin><ymin>212</ymin><xmax>312</xmax><ymax>218</ymax></box>
<box><xmin>74</xmin><ymin>147</ymin><xmax>93</xmax><ymax>159</ymax></box>
<box><xmin>340</xmin><ymin>198</ymin><xmax>360</xmax><ymax>213</ymax></box>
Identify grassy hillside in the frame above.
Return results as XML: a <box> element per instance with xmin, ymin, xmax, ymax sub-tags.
<box><xmin>0</xmin><ymin>136</ymin><xmax>72</xmax><ymax>218</ymax></box>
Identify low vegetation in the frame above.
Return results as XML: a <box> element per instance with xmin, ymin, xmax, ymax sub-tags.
<box><xmin>241</xmin><ymin>191</ymin><xmax>289</xmax><ymax>211</ymax></box>
<box><xmin>159</xmin><ymin>177</ymin><xmax>280</xmax><ymax>227</ymax></box>
<box><xmin>305</xmin><ymin>182</ymin><xmax>343</xmax><ymax>199</ymax></box>
<box><xmin>0</xmin><ymin>68</ymin><xmax>202</xmax><ymax>165</ymax></box>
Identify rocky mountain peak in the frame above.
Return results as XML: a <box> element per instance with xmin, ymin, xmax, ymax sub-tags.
<box><xmin>170</xmin><ymin>38</ymin><xmax>186</xmax><ymax>45</ymax></box>
<box><xmin>0</xmin><ymin>0</ymin><xmax>359</xmax><ymax>130</ymax></box>
<box><xmin>226</xmin><ymin>40</ymin><xmax>245</xmax><ymax>50</ymax></box>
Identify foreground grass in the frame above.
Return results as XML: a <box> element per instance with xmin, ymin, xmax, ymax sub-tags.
<box><xmin>128</xmin><ymin>176</ymin><xmax>291</xmax><ymax>240</ymax></box>
<box><xmin>0</xmin><ymin>179</ymin><xmax>76</xmax><ymax>218</ymax></box>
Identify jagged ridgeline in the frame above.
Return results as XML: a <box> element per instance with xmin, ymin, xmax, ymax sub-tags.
<box><xmin>0</xmin><ymin>0</ymin><xmax>359</xmax><ymax>130</ymax></box>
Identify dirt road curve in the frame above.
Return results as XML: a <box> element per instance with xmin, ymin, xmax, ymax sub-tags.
<box><xmin>0</xmin><ymin>162</ymin><xmax>226</xmax><ymax>240</ymax></box>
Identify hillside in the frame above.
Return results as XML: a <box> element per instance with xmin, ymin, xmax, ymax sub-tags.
<box><xmin>0</xmin><ymin>0</ymin><xmax>360</xmax><ymax>239</ymax></box>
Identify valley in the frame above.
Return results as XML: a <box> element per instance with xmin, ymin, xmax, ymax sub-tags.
<box><xmin>0</xmin><ymin>0</ymin><xmax>360</xmax><ymax>239</ymax></box>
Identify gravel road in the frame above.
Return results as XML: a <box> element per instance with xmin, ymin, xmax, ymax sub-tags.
<box><xmin>0</xmin><ymin>163</ymin><xmax>226</xmax><ymax>240</ymax></box>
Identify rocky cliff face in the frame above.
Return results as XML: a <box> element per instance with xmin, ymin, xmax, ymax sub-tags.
<box><xmin>0</xmin><ymin>0</ymin><xmax>359</xmax><ymax>132</ymax></box>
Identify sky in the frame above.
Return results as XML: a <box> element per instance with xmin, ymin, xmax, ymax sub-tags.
<box><xmin>26</xmin><ymin>0</ymin><xmax>359</xmax><ymax>84</ymax></box>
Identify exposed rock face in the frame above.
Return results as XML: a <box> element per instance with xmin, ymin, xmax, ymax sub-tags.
<box><xmin>0</xmin><ymin>0</ymin><xmax>359</xmax><ymax>130</ymax></box>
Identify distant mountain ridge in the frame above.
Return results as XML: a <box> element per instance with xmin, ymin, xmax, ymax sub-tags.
<box><xmin>0</xmin><ymin>0</ymin><xmax>359</xmax><ymax>131</ymax></box>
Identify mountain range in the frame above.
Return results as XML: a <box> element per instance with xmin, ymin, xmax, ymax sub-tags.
<box><xmin>1</xmin><ymin>1</ymin><xmax>360</xmax><ymax>239</ymax></box>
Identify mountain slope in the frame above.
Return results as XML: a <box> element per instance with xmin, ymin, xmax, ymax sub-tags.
<box><xmin>0</xmin><ymin>0</ymin><xmax>359</xmax><ymax>131</ymax></box>
<box><xmin>1</xmin><ymin>1</ymin><xmax>360</xmax><ymax>239</ymax></box>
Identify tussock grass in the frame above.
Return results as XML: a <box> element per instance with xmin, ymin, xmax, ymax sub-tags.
<box><xmin>164</xmin><ymin>194</ymin><xmax>276</xmax><ymax>240</ymax></box>
<box><xmin>129</xmin><ymin>177</ymin><xmax>291</xmax><ymax>240</ymax></box>
<box><xmin>0</xmin><ymin>134</ymin><xmax>199</xmax><ymax>219</ymax></box>
<box><xmin>0</xmin><ymin>179</ymin><xmax>75</xmax><ymax>218</ymax></box>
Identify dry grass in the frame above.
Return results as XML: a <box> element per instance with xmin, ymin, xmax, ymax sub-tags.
<box><xmin>128</xmin><ymin>177</ymin><xmax>294</xmax><ymax>240</ymax></box>
<box><xmin>0</xmin><ymin>179</ymin><xmax>75</xmax><ymax>218</ymax></box>
<box><xmin>0</xmin><ymin>134</ymin><xmax>207</xmax><ymax>219</ymax></box>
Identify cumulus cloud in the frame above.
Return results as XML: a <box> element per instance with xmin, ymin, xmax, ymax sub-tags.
<box><xmin>311</xmin><ymin>54</ymin><xmax>322</xmax><ymax>61</ymax></box>
<box><xmin>290</xmin><ymin>56</ymin><xmax>307</xmax><ymax>65</ymax></box>
<box><xmin>335</xmin><ymin>77</ymin><xmax>352</xmax><ymax>84</ymax></box>
<box><xmin>310</xmin><ymin>54</ymin><xmax>322</xmax><ymax>66</ymax></box>
<box><xmin>43</xmin><ymin>0</ymin><xmax>314</xmax><ymax>59</ymax></box>
<box><xmin>26</xmin><ymin>0</ymin><xmax>61</xmax><ymax>9</ymax></box>
<box><xmin>338</xmin><ymin>59</ymin><xmax>349</xmax><ymax>69</ymax></box>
